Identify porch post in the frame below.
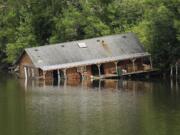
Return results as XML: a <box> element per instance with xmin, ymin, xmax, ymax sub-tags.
<box><xmin>43</xmin><ymin>71</ymin><xmax>46</xmax><ymax>80</ymax></box>
<box><xmin>63</xmin><ymin>69</ymin><xmax>67</xmax><ymax>79</ymax></box>
<box><xmin>114</xmin><ymin>61</ymin><xmax>118</xmax><ymax>74</ymax></box>
<box><xmin>57</xmin><ymin>70</ymin><xmax>60</xmax><ymax>80</ymax></box>
<box><xmin>97</xmin><ymin>64</ymin><xmax>101</xmax><ymax>77</ymax></box>
<box><xmin>131</xmin><ymin>59</ymin><xmax>136</xmax><ymax>72</ymax></box>
<box><xmin>133</xmin><ymin>60</ymin><xmax>135</xmax><ymax>72</ymax></box>
<box><xmin>28</xmin><ymin>67</ymin><xmax>31</xmax><ymax>78</ymax></box>
<box><xmin>31</xmin><ymin>68</ymin><xmax>35</xmax><ymax>77</ymax></box>
<box><xmin>24</xmin><ymin>67</ymin><xmax>28</xmax><ymax>80</ymax></box>
<box><xmin>80</xmin><ymin>66</ymin><xmax>85</xmax><ymax>80</ymax></box>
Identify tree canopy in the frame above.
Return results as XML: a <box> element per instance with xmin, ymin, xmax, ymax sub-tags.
<box><xmin>0</xmin><ymin>0</ymin><xmax>179</xmax><ymax>69</ymax></box>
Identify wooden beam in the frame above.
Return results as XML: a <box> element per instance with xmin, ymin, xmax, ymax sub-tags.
<box><xmin>24</xmin><ymin>67</ymin><xmax>27</xmax><ymax>80</ymax></box>
<box><xmin>63</xmin><ymin>69</ymin><xmax>67</xmax><ymax>79</ymax></box>
<box><xmin>114</xmin><ymin>61</ymin><xmax>118</xmax><ymax>74</ymax></box>
<box><xmin>97</xmin><ymin>64</ymin><xmax>101</xmax><ymax>77</ymax></box>
<box><xmin>57</xmin><ymin>70</ymin><xmax>60</xmax><ymax>80</ymax></box>
<box><xmin>80</xmin><ymin>66</ymin><xmax>86</xmax><ymax>80</ymax></box>
<box><xmin>31</xmin><ymin>68</ymin><xmax>35</xmax><ymax>77</ymax></box>
<box><xmin>43</xmin><ymin>71</ymin><xmax>46</xmax><ymax>80</ymax></box>
<box><xmin>131</xmin><ymin>59</ymin><xmax>136</xmax><ymax>72</ymax></box>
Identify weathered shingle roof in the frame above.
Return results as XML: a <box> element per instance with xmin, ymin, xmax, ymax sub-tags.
<box><xmin>25</xmin><ymin>33</ymin><xmax>150</xmax><ymax>71</ymax></box>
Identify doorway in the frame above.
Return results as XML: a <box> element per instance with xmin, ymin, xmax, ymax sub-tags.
<box><xmin>53</xmin><ymin>70</ymin><xmax>58</xmax><ymax>80</ymax></box>
<box><xmin>91</xmin><ymin>65</ymin><xmax>99</xmax><ymax>76</ymax></box>
<box><xmin>100</xmin><ymin>64</ymin><xmax>105</xmax><ymax>75</ymax></box>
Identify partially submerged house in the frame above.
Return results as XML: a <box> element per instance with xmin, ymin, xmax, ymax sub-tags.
<box><xmin>15</xmin><ymin>33</ymin><xmax>153</xmax><ymax>80</ymax></box>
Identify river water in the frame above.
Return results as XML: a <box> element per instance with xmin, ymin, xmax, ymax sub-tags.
<box><xmin>0</xmin><ymin>73</ymin><xmax>180</xmax><ymax>135</ymax></box>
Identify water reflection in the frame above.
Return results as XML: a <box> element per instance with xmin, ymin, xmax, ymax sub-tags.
<box><xmin>1</xmin><ymin>74</ymin><xmax>180</xmax><ymax>135</ymax></box>
<box><xmin>21</xmin><ymin>78</ymin><xmax>156</xmax><ymax>93</ymax></box>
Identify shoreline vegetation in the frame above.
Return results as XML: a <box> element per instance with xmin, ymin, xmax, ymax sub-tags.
<box><xmin>0</xmin><ymin>0</ymin><xmax>179</xmax><ymax>72</ymax></box>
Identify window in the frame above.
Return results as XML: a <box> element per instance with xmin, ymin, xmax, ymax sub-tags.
<box><xmin>77</xmin><ymin>42</ymin><xmax>87</xmax><ymax>48</ymax></box>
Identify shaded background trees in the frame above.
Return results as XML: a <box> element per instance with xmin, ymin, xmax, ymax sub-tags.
<box><xmin>0</xmin><ymin>0</ymin><xmax>179</xmax><ymax>69</ymax></box>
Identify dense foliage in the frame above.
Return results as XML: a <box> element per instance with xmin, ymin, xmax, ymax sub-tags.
<box><xmin>0</xmin><ymin>0</ymin><xmax>179</xmax><ymax>69</ymax></box>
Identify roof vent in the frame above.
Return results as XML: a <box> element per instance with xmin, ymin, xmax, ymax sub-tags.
<box><xmin>77</xmin><ymin>42</ymin><xmax>87</xmax><ymax>48</ymax></box>
<box><xmin>34</xmin><ymin>49</ymin><xmax>38</xmax><ymax>51</ymax></box>
<box><xmin>61</xmin><ymin>45</ymin><xmax>64</xmax><ymax>47</ymax></box>
<box><xmin>97</xmin><ymin>39</ymin><xmax>100</xmax><ymax>42</ymax></box>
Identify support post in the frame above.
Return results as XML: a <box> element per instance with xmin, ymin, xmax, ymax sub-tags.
<box><xmin>80</xmin><ymin>67</ymin><xmax>85</xmax><ymax>80</ymax></box>
<box><xmin>149</xmin><ymin>56</ymin><xmax>153</xmax><ymax>69</ymax></box>
<box><xmin>24</xmin><ymin>67</ymin><xmax>27</xmax><ymax>80</ymax></box>
<box><xmin>63</xmin><ymin>69</ymin><xmax>67</xmax><ymax>79</ymax></box>
<box><xmin>97</xmin><ymin>64</ymin><xmax>101</xmax><ymax>77</ymax></box>
<box><xmin>57</xmin><ymin>70</ymin><xmax>60</xmax><ymax>80</ymax></box>
<box><xmin>31</xmin><ymin>68</ymin><xmax>34</xmax><ymax>78</ymax></box>
<box><xmin>43</xmin><ymin>71</ymin><xmax>46</xmax><ymax>80</ymax></box>
<box><xmin>27</xmin><ymin>67</ymin><xmax>31</xmax><ymax>78</ymax></box>
<box><xmin>57</xmin><ymin>70</ymin><xmax>60</xmax><ymax>86</ymax></box>
<box><xmin>131</xmin><ymin>59</ymin><xmax>136</xmax><ymax>72</ymax></box>
<box><xmin>114</xmin><ymin>61</ymin><xmax>118</xmax><ymax>74</ymax></box>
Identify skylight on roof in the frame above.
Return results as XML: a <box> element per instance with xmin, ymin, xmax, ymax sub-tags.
<box><xmin>77</xmin><ymin>42</ymin><xmax>87</xmax><ymax>48</ymax></box>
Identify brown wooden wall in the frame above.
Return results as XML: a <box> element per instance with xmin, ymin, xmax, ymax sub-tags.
<box><xmin>67</xmin><ymin>68</ymin><xmax>81</xmax><ymax>79</ymax></box>
<box><xmin>118</xmin><ymin>58</ymin><xmax>144</xmax><ymax>73</ymax></box>
<box><xmin>18</xmin><ymin>55</ymin><xmax>147</xmax><ymax>80</ymax></box>
<box><xmin>84</xmin><ymin>66</ymin><xmax>92</xmax><ymax>78</ymax></box>
<box><xmin>19</xmin><ymin>53</ymin><xmax>36</xmax><ymax>78</ymax></box>
<box><xmin>45</xmin><ymin>71</ymin><xmax>53</xmax><ymax>80</ymax></box>
<box><xmin>103</xmin><ymin>62</ymin><xmax>116</xmax><ymax>74</ymax></box>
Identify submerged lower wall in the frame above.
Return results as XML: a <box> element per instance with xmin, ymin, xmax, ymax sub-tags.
<box><xmin>67</xmin><ymin>68</ymin><xmax>81</xmax><ymax>79</ymax></box>
<box><xmin>103</xmin><ymin>62</ymin><xmax>116</xmax><ymax>74</ymax></box>
<box><xmin>19</xmin><ymin>52</ymin><xmax>36</xmax><ymax>78</ymax></box>
<box><xmin>21</xmin><ymin>57</ymin><xmax>150</xmax><ymax>80</ymax></box>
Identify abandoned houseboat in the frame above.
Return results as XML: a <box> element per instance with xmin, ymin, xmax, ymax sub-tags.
<box><xmin>15</xmin><ymin>33</ymin><xmax>153</xmax><ymax>80</ymax></box>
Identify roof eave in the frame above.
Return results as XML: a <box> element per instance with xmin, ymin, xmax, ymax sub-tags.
<box><xmin>40</xmin><ymin>52</ymin><xmax>150</xmax><ymax>71</ymax></box>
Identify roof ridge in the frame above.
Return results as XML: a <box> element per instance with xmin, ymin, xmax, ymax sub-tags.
<box><xmin>25</xmin><ymin>32</ymin><xmax>134</xmax><ymax>50</ymax></box>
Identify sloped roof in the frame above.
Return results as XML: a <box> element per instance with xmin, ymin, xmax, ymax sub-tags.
<box><xmin>24</xmin><ymin>33</ymin><xmax>150</xmax><ymax>71</ymax></box>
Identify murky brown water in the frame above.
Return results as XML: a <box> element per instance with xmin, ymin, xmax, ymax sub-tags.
<box><xmin>0</xmin><ymin>73</ymin><xmax>180</xmax><ymax>135</ymax></box>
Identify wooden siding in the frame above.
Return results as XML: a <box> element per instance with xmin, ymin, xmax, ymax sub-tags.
<box><xmin>103</xmin><ymin>62</ymin><xmax>116</xmax><ymax>74</ymax></box>
<box><xmin>67</xmin><ymin>68</ymin><xmax>81</xmax><ymax>79</ymax></box>
<box><xmin>18</xmin><ymin>52</ymin><xmax>150</xmax><ymax>80</ymax></box>
<box><xmin>19</xmin><ymin>52</ymin><xmax>35</xmax><ymax>78</ymax></box>
<box><xmin>45</xmin><ymin>71</ymin><xmax>53</xmax><ymax>80</ymax></box>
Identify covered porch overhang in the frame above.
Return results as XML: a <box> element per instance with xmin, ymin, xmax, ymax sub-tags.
<box><xmin>37</xmin><ymin>52</ymin><xmax>153</xmax><ymax>80</ymax></box>
<box><xmin>39</xmin><ymin>52</ymin><xmax>151</xmax><ymax>72</ymax></box>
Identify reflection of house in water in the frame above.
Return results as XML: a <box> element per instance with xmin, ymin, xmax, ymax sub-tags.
<box><xmin>21</xmin><ymin>78</ymin><xmax>153</xmax><ymax>93</ymax></box>
<box><xmin>15</xmin><ymin>33</ymin><xmax>153</xmax><ymax>80</ymax></box>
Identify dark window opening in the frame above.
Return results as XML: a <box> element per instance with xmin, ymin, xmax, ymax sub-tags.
<box><xmin>60</xmin><ymin>70</ymin><xmax>64</xmax><ymax>78</ymax></box>
<box><xmin>143</xmin><ymin>57</ymin><xmax>150</xmax><ymax>65</ymax></box>
<box><xmin>53</xmin><ymin>70</ymin><xmax>58</xmax><ymax>80</ymax></box>
<box><xmin>100</xmin><ymin>64</ymin><xmax>105</xmax><ymax>74</ymax></box>
<box><xmin>53</xmin><ymin>70</ymin><xmax>64</xmax><ymax>80</ymax></box>
<box><xmin>91</xmin><ymin>65</ymin><xmax>99</xmax><ymax>76</ymax></box>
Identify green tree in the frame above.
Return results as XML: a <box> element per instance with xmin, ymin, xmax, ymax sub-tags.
<box><xmin>6</xmin><ymin>7</ymin><xmax>37</xmax><ymax>63</ymax></box>
<box><xmin>0</xmin><ymin>0</ymin><xmax>179</xmax><ymax>71</ymax></box>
